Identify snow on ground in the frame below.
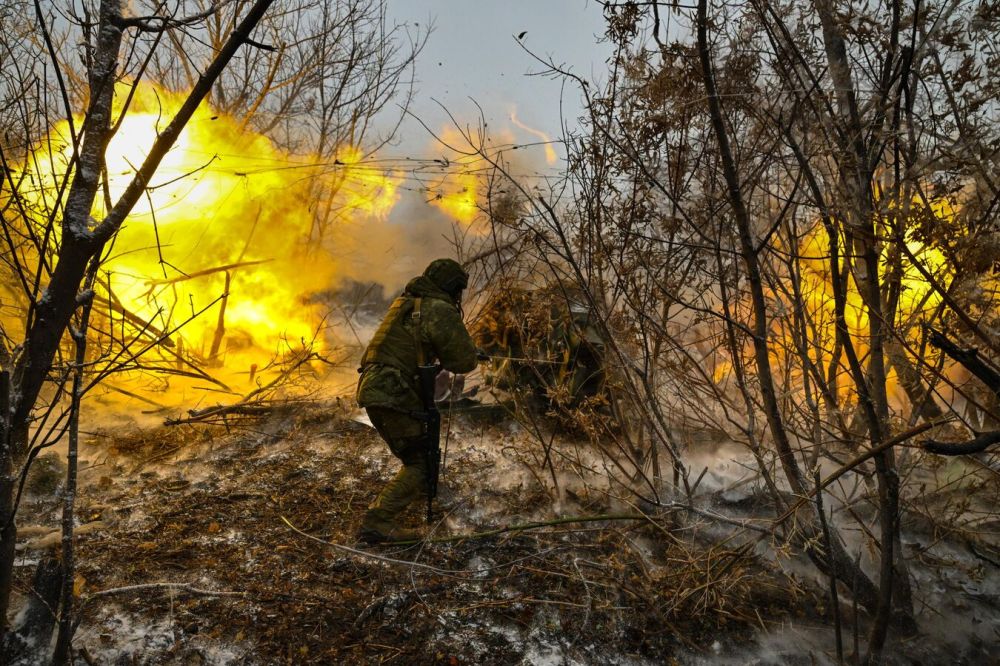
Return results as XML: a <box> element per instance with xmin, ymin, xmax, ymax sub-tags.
<box><xmin>11</xmin><ymin>400</ymin><xmax>1000</xmax><ymax>664</ymax></box>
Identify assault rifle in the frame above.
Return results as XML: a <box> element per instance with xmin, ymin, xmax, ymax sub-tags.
<box><xmin>416</xmin><ymin>363</ymin><xmax>442</xmax><ymax>523</ymax></box>
<box><xmin>418</xmin><ymin>350</ymin><xmax>490</xmax><ymax>523</ymax></box>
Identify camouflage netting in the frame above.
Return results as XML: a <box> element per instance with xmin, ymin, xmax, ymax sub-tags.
<box><xmin>473</xmin><ymin>284</ymin><xmax>606</xmax><ymax>411</ymax></box>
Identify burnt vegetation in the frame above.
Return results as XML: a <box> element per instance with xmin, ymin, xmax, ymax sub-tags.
<box><xmin>26</xmin><ymin>405</ymin><xmax>790</xmax><ymax>663</ymax></box>
<box><xmin>1</xmin><ymin>0</ymin><xmax>1000</xmax><ymax>664</ymax></box>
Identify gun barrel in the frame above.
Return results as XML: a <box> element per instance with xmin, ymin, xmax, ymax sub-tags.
<box><xmin>484</xmin><ymin>354</ymin><xmax>564</xmax><ymax>365</ymax></box>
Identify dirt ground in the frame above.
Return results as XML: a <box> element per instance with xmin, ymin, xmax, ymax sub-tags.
<box><xmin>13</xmin><ymin>401</ymin><xmax>802</xmax><ymax>665</ymax></box>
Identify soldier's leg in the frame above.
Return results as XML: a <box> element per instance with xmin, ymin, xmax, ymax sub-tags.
<box><xmin>363</xmin><ymin>438</ymin><xmax>428</xmax><ymax>532</ymax></box>
<box><xmin>360</xmin><ymin>407</ymin><xmax>427</xmax><ymax>542</ymax></box>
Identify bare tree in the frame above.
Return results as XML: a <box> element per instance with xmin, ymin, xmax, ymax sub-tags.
<box><xmin>1</xmin><ymin>0</ymin><xmax>425</xmax><ymax>651</ymax></box>
<box><xmin>457</xmin><ymin>0</ymin><xmax>1000</xmax><ymax>661</ymax></box>
<box><xmin>145</xmin><ymin>0</ymin><xmax>425</xmax><ymax>244</ymax></box>
<box><xmin>0</xmin><ymin>0</ymin><xmax>287</xmax><ymax>659</ymax></box>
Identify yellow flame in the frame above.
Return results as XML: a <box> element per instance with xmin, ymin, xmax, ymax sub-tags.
<box><xmin>755</xmin><ymin>204</ymin><xmax>953</xmax><ymax>402</ymax></box>
<box><xmin>333</xmin><ymin>145</ymin><xmax>401</xmax><ymax>219</ymax></box>
<box><xmin>429</xmin><ymin>173</ymin><xmax>479</xmax><ymax>225</ymax></box>
<box><xmin>510</xmin><ymin>107</ymin><xmax>558</xmax><ymax>165</ymax></box>
<box><xmin>426</xmin><ymin>126</ymin><xmax>481</xmax><ymax>226</ymax></box>
<box><xmin>11</xmin><ymin>81</ymin><xmax>403</xmax><ymax>384</ymax></box>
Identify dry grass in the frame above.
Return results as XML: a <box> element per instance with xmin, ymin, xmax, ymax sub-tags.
<box><xmin>15</xmin><ymin>403</ymin><xmax>802</xmax><ymax>664</ymax></box>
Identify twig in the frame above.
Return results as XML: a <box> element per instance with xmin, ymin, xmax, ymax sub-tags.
<box><xmin>103</xmin><ymin>384</ymin><xmax>169</xmax><ymax>410</ymax></box>
<box><xmin>924</xmin><ymin>430</ymin><xmax>1000</xmax><ymax>456</ymax></box>
<box><xmin>80</xmin><ymin>582</ymin><xmax>244</xmax><ymax>605</ymax></box>
<box><xmin>967</xmin><ymin>540</ymin><xmax>1000</xmax><ymax>568</ymax></box>
<box><xmin>397</xmin><ymin>513</ymin><xmax>650</xmax><ymax>545</ymax></box>
<box><xmin>282</xmin><ymin>515</ymin><xmax>593</xmax><ymax>576</ymax></box>
<box><xmin>165</xmin><ymin>402</ymin><xmax>303</xmax><ymax>426</ymax></box>
<box><xmin>280</xmin><ymin>515</ymin><xmax>461</xmax><ymax>575</ymax></box>
<box><xmin>143</xmin><ymin>259</ymin><xmax>272</xmax><ymax>287</ymax></box>
<box><xmin>815</xmin><ymin>470</ymin><xmax>844</xmax><ymax>664</ymax></box>
<box><xmin>774</xmin><ymin>419</ymin><xmax>947</xmax><ymax>526</ymax></box>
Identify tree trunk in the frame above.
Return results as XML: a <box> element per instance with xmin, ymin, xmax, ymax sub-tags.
<box><xmin>886</xmin><ymin>340</ymin><xmax>944</xmax><ymax>421</ymax></box>
<box><xmin>1</xmin><ymin>557</ymin><xmax>62</xmax><ymax>661</ymax></box>
<box><xmin>812</xmin><ymin>0</ymin><xmax>914</xmax><ymax>656</ymax></box>
<box><xmin>697</xmin><ymin>0</ymin><xmax>883</xmax><ymax>621</ymax></box>
<box><xmin>0</xmin><ymin>0</ymin><xmax>278</xmax><ymax>643</ymax></box>
<box><xmin>0</xmin><ymin>472</ymin><xmax>14</xmax><ymax>636</ymax></box>
<box><xmin>0</xmin><ymin>370</ymin><xmax>13</xmax><ymax>633</ymax></box>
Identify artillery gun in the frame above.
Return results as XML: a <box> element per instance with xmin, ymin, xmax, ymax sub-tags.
<box><xmin>473</xmin><ymin>285</ymin><xmax>606</xmax><ymax>411</ymax></box>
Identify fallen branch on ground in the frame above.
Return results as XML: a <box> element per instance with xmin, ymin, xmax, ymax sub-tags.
<box><xmin>80</xmin><ymin>582</ymin><xmax>245</xmax><ymax>606</ymax></box>
<box><xmin>165</xmin><ymin>400</ymin><xmax>313</xmax><ymax>425</ymax></box>
<box><xmin>280</xmin><ymin>513</ymin><xmax>650</xmax><ymax>573</ymax></box>
<box><xmin>410</xmin><ymin>512</ymin><xmax>650</xmax><ymax>544</ymax></box>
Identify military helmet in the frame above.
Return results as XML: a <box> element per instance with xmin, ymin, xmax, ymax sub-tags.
<box><xmin>424</xmin><ymin>258</ymin><xmax>469</xmax><ymax>298</ymax></box>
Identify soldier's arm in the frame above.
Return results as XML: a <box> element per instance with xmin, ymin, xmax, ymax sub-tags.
<box><xmin>424</xmin><ymin>300</ymin><xmax>477</xmax><ymax>373</ymax></box>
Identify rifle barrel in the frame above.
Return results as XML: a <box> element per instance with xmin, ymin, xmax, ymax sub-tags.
<box><xmin>485</xmin><ymin>355</ymin><xmax>564</xmax><ymax>365</ymax></box>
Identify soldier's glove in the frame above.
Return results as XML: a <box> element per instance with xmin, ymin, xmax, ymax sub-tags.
<box><xmin>476</xmin><ymin>348</ymin><xmax>490</xmax><ymax>362</ymax></box>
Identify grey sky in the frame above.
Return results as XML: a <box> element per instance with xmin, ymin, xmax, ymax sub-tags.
<box><xmin>341</xmin><ymin>2</ymin><xmax>612</xmax><ymax>281</ymax></box>
<box><xmin>386</xmin><ymin>1</ymin><xmax>610</xmax><ymax>158</ymax></box>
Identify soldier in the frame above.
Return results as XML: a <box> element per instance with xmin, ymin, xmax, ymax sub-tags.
<box><xmin>355</xmin><ymin>258</ymin><xmax>478</xmax><ymax>543</ymax></box>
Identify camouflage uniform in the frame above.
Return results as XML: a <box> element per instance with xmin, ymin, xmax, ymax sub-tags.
<box><xmin>356</xmin><ymin>259</ymin><xmax>477</xmax><ymax>542</ymax></box>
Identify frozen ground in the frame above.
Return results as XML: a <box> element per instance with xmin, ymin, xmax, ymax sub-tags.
<box><xmin>12</xmin><ymin>401</ymin><xmax>1000</xmax><ymax>664</ymax></box>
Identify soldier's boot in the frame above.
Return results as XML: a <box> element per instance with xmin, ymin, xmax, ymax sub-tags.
<box><xmin>358</xmin><ymin>463</ymin><xmax>426</xmax><ymax>544</ymax></box>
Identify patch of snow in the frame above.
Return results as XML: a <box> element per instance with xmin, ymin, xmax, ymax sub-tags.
<box><xmin>679</xmin><ymin>621</ymin><xmax>837</xmax><ymax>665</ymax></box>
<box><xmin>76</xmin><ymin>604</ymin><xmax>255</xmax><ymax>665</ymax></box>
